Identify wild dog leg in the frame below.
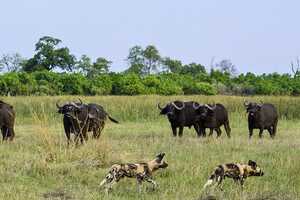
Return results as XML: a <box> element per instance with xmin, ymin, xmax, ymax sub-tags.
<box><xmin>145</xmin><ymin>176</ymin><xmax>157</xmax><ymax>190</ymax></box>
<box><xmin>136</xmin><ymin>175</ymin><xmax>143</xmax><ymax>193</ymax></box>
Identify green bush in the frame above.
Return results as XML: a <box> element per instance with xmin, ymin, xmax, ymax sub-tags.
<box><xmin>112</xmin><ymin>73</ymin><xmax>146</xmax><ymax>95</ymax></box>
<box><xmin>88</xmin><ymin>75</ymin><xmax>112</xmax><ymax>95</ymax></box>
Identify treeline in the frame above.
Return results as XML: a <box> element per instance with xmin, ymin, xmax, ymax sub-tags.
<box><xmin>1</xmin><ymin>71</ymin><xmax>300</xmax><ymax>96</ymax></box>
<box><xmin>1</xmin><ymin>36</ymin><xmax>300</xmax><ymax>96</ymax></box>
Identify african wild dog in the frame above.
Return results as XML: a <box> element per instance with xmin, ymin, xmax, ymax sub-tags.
<box><xmin>203</xmin><ymin>160</ymin><xmax>264</xmax><ymax>190</ymax></box>
<box><xmin>99</xmin><ymin>153</ymin><xmax>168</xmax><ymax>193</ymax></box>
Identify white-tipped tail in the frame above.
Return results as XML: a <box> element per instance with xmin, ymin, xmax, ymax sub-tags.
<box><xmin>203</xmin><ymin>179</ymin><xmax>214</xmax><ymax>190</ymax></box>
<box><xmin>99</xmin><ymin>179</ymin><xmax>107</xmax><ymax>187</ymax></box>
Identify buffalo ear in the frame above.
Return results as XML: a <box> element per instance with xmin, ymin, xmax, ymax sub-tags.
<box><xmin>248</xmin><ymin>160</ymin><xmax>257</xmax><ymax>168</ymax></box>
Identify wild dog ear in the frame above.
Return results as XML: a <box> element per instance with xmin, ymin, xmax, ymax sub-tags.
<box><xmin>156</xmin><ymin>152</ymin><xmax>165</xmax><ymax>161</ymax></box>
<box><xmin>248</xmin><ymin>160</ymin><xmax>257</xmax><ymax>168</ymax></box>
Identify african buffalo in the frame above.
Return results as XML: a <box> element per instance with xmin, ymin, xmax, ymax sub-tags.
<box><xmin>0</xmin><ymin>100</ymin><xmax>16</xmax><ymax>141</ymax></box>
<box><xmin>158</xmin><ymin>101</ymin><xmax>201</xmax><ymax>137</ymax></box>
<box><xmin>244</xmin><ymin>101</ymin><xmax>278</xmax><ymax>139</ymax></box>
<box><xmin>193</xmin><ymin>103</ymin><xmax>231</xmax><ymax>138</ymax></box>
<box><xmin>56</xmin><ymin>99</ymin><xmax>119</xmax><ymax>144</ymax></box>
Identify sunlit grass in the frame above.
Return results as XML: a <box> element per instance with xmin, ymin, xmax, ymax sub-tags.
<box><xmin>0</xmin><ymin>96</ymin><xmax>299</xmax><ymax>199</ymax></box>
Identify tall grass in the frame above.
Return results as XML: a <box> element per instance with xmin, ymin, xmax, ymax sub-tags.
<box><xmin>2</xmin><ymin>95</ymin><xmax>300</xmax><ymax>123</ymax></box>
<box><xmin>0</xmin><ymin>96</ymin><xmax>299</xmax><ymax>200</ymax></box>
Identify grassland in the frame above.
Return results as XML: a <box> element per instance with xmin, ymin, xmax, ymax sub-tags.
<box><xmin>0</xmin><ymin>96</ymin><xmax>299</xmax><ymax>200</ymax></box>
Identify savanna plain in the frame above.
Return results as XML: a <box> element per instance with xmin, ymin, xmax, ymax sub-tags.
<box><xmin>0</xmin><ymin>96</ymin><xmax>299</xmax><ymax>200</ymax></box>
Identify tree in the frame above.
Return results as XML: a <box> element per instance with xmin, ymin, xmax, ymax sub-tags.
<box><xmin>87</xmin><ymin>57</ymin><xmax>111</xmax><ymax>77</ymax></box>
<box><xmin>0</xmin><ymin>53</ymin><xmax>24</xmax><ymax>72</ymax></box>
<box><xmin>77</xmin><ymin>55</ymin><xmax>111</xmax><ymax>78</ymax></box>
<box><xmin>22</xmin><ymin>36</ymin><xmax>76</xmax><ymax>72</ymax></box>
<box><xmin>126</xmin><ymin>46</ymin><xmax>145</xmax><ymax>75</ymax></box>
<box><xmin>162</xmin><ymin>57</ymin><xmax>183</xmax><ymax>73</ymax></box>
<box><xmin>215</xmin><ymin>59</ymin><xmax>237</xmax><ymax>77</ymax></box>
<box><xmin>142</xmin><ymin>45</ymin><xmax>161</xmax><ymax>74</ymax></box>
<box><xmin>291</xmin><ymin>57</ymin><xmax>300</xmax><ymax>78</ymax></box>
<box><xmin>76</xmin><ymin>55</ymin><xmax>92</xmax><ymax>75</ymax></box>
<box><xmin>125</xmin><ymin>45</ymin><xmax>161</xmax><ymax>75</ymax></box>
<box><xmin>181</xmin><ymin>63</ymin><xmax>206</xmax><ymax>76</ymax></box>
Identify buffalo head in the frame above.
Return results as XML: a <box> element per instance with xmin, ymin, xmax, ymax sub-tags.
<box><xmin>56</xmin><ymin>99</ymin><xmax>83</xmax><ymax>117</ymax></box>
<box><xmin>193</xmin><ymin>103</ymin><xmax>216</xmax><ymax>119</ymax></box>
<box><xmin>157</xmin><ymin>101</ymin><xmax>185</xmax><ymax>116</ymax></box>
<box><xmin>244</xmin><ymin>100</ymin><xmax>262</xmax><ymax>116</ymax></box>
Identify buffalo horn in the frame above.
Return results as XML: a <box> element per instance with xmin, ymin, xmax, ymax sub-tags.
<box><xmin>205</xmin><ymin>104</ymin><xmax>216</xmax><ymax>111</ymax></box>
<box><xmin>56</xmin><ymin>101</ymin><xmax>61</xmax><ymax>109</ymax></box>
<box><xmin>77</xmin><ymin>98</ymin><xmax>83</xmax><ymax>105</ymax></box>
<box><xmin>244</xmin><ymin>100</ymin><xmax>250</xmax><ymax>107</ymax></box>
<box><xmin>157</xmin><ymin>103</ymin><xmax>163</xmax><ymax>110</ymax></box>
<box><xmin>171</xmin><ymin>101</ymin><xmax>185</xmax><ymax>110</ymax></box>
<box><xmin>192</xmin><ymin>102</ymin><xmax>202</xmax><ymax>109</ymax></box>
<box><xmin>70</xmin><ymin>102</ymin><xmax>81</xmax><ymax>108</ymax></box>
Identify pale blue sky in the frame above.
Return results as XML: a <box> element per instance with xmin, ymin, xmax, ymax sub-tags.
<box><xmin>1</xmin><ymin>0</ymin><xmax>300</xmax><ymax>74</ymax></box>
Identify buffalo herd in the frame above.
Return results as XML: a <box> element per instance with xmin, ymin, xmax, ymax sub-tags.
<box><xmin>158</xmin><ymin>100</ymin><xmax>278</xmax><ymax>139</ymax></box>
<box><xmin>0</xmin><ymin>99</ymin><xmax>278</xmax><ymax>142</ymax></box>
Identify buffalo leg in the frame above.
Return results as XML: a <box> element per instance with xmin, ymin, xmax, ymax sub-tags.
<box><xmin>7</xmin><ymin>127</ymin><xmax>15</xmax><ymax>141</ymax></box>
<box><xmin>171</xmin><ymin>125</ymin><xmax>177</xmax><ymax>137</ymax></box>
<box><xmin>224</xmin><ymin>121</ymin><xmax>231</xmax><ymax>138</ymax></box>
<box><xmin>216</xmin><ymin>128</ymin><xmax>222</xmax><ymax>138</ymax></box>
<box><xmin>248</xmin><ymin>128</ymin><xmax>253</xmax><ymax>139</ymax></box>
<box><xmin>178</xmin><ymin>126</ymin><xmax>184</xmax><ymax>137</ymax></box>
<box><xmin>1</xmin><ymin>127</ymin><xmax>9</xmax><ymax>141</ymax></box>
<box><xmin>258</xmin><ymin>128</ymin><xmax>264</xmax><ymax>138</ymax></box>
<box><xmin>93</xmin><ymin>127</ymin><xmax>100</xmax><ymax>139</ymax></box>
<box><xmin>64</xmin><ymin>126</ymin><xmax>71</xmax><ymax>144</ymax></box>
<box><xmin>194</xmin><ymin>125</ymin><xmax>202</xmax><ymax>137</ymax></box>
<box><xmin>208</xmin><ymin>128</ymin><xmax>214</xmax><ymax>137</ymax></box>
<box><xmin>272</xmin><ymin>120</ymin><xmax>278</xmax><ymax>138</ymax></box>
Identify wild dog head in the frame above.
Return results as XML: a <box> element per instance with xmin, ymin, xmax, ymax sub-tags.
<box><xmin>247</xmin><ymin>160</ymin><xmax>264</xmax><ymax>176</ymax></box>
<box><xmin>148</xmin><ymin>152</ymin><xmax>168</xmax><ymax>172</ymax></box>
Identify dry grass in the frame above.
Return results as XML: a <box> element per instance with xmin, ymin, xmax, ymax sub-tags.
<box><xmin>0</xmin><ymin>96</ymin><xmax>299</xmax><ymax>200</ymax></box>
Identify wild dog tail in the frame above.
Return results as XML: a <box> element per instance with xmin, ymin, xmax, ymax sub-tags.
<box><xmin>99</xmin><ymin>178</ymin><xmax>107</xmax><ymax>187</ymax></box>
<box><xmin>202</xmin><ymin>166</ymin><xmax>223</xmax><ymax>190</ymax></box>
<box><xmin>202</xmin><ymin>174</ymin><xmax>215</xmax><ymax>190</ymax></box>
<box><xmin>108</xmin><ymin>115</ymin><xmax>119</xmax><ymax>123</ymax></box>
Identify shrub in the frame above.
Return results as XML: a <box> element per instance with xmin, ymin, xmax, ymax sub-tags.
<box><xmin>112</xmin><ymin>73</ymin><xmax>146</xmax><ymax>95</ymax></box>
<box><xmin>88</xmin><ymin>75</ymin><xmax>112</xmax><ymax>95</ymax></box>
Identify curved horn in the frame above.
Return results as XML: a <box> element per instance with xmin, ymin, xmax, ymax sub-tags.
<box><xmin>192</xmin><ymin>102</ymin><xmax>202</xmax><ymax>110</ymax></box>
<box><xmin>56</xmin><ymin>101</ymin><xmax>61</xmax><ymax>109</ymax></box>
<box><xmin>171</xmin><ymin>101</ymin><xmax>185</xmax><ymax>110</ymax></box>
<box><xmin>70</xmin><ymin>102</ymin><xmax>81</xmax><ymax>108</ymax></box>
<box><xmin>244</xmin><ymin>100</ymin><xmax>250</xmax><ymax>107</ymax></box>
<box><xmin>205</xmin><ymin>104</ymin><xmax>216</xmax><ymax>111</ymax></box>
<box><xmin>157</xmin><ymin>103</ymin><xmax>163</xmax><ymax>110</ymax></box>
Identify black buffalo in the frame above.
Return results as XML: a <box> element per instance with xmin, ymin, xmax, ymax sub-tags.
<box><xmin>158</xmin><ymin>101</ymin><xmax>201</xmax><ymax>137</ymax></box>
<box><xmin>56</xmin><ymin>99</ymin><xmax>119</xmax><ymax>144</ymax></box>
<box><xmin>0</xmin><ymin>100</ymin><xmax>16</xmax><ymax>141</ymax></box>
<box><xmin>193</xmin><ymin>103</ymin><xmax>231</xmax><ymax>138</ymax></box>
<box><xmin>244</xmin><ymin>101</ymin><xmax>278</xmax><ymax>139</ymax></box>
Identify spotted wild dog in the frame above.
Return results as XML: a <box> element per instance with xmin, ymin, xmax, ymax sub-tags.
<box><xmin>203</xmin><ymin>160</ymin><xmax>264</xmax><ymax>190</ymax></box>
<box><xmin>99</xmin><ymin>152</ymin><xmax>168</xmax><ymax>193</ymax></box>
